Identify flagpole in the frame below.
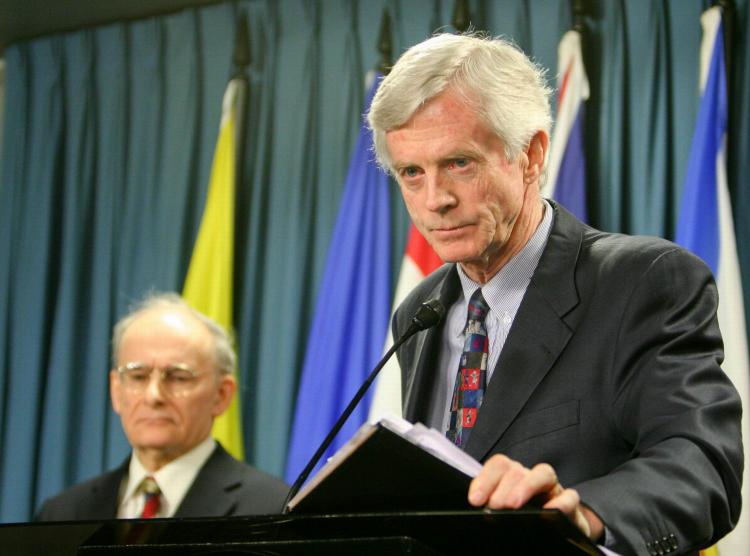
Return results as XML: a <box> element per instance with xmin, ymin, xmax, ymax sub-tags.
<box><xmin>716</xmin><ymin>0</ymin><xmax>734</xmax><ymax>192</ymax></box>
<box><xmin>716</xmin><ymin>0</ymin><xmax>733</xmax><ymax>87</ymax></box>
<box><xmin>182</xmin><ymin>12</ymin><xmax>252</xmax><ymax>461</ymax></box>
<box><xmin>231</xmin><ymin>11</ymin><xmax>250</xmax><ymax>219</ymax></box>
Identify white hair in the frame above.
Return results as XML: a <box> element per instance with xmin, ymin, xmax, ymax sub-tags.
<box><xmin>111</xmin><ymin>292</ymin><xmax>236</xmax><ymax>375</ymax></box>
<box><xmin>367</xmin><ymin>32</ymin><xmax>552</xmax><ymax>172</ymax></box>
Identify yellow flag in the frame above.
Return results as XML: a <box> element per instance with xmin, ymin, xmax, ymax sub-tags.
<box><xmin>700</xmin><ymin>548</ymin><xmax>719</xmax><ymax>556</ymax></box>
<box><xmin>183</xmin><ymin>79</ymin><xmax>244</xmax><ymax>460</ymax></box>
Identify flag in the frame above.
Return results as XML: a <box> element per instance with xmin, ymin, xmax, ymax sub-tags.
<box><xmin>368</xmin><ymin>225</ymin><xmax>443</xmax><ymax>421</ymax></box>
<box><xmin>543</xmin><ymin>29</ymin><xmax>589</xmax><ymax>222</ymax></box>
<box><xmin>183</xmin><ymin>77</ymin><xmax>245</xmax><ymax>460</ymax></box>
<box><xmin>675</xmin><ymin>7</ymin><xmax>749</xmax><ymax>554</ymax></box>
<box><xmin>284</xmin><ymin>75</ymin><xmax>391</xmax><ymax>483</ymax></box>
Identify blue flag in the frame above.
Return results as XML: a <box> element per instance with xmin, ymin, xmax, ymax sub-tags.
<box><xmin>284</xmin><ymin>75</ymin><xmax>391</xmax><ymax>483</ymax></box>
<box><xmin>674</xmin><ymin>19</ymin><xmax>724</xmax><ymax>272</ymax></box>
<box><xmin>675</xmin><ymin>8</ymin><xmax>750</xmax><ymax>553</ymax></box>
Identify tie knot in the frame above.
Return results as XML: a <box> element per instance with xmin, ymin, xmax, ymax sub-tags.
<box><xmin>139</xmin><ymin>476</ymin><xmax>162</xmax><ymax>519</ymax></box>
<box><xmin>141</xmin><ymin>476</ymin><xmax>160</xmax><ymax>495</ymax></box>
<box><xmin>467</xmin><ymin>288</ymin><xmax>489</xmax><ymax>322</ymax></box>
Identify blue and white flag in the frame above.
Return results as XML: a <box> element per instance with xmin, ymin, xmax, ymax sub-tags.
<box><xmin>284</xmin><ymin>75</ymin><xmax>391</xmax><ymax>483</ymax></box>
<box><xmin>675</xmin><ymin>8</ymin><xmax>749</xmax><ymax>554</ymax></box>
<box><xmin>543</xmin><ymin>29</ymin><xmax>589</xmax><ymax>222</ymax></box>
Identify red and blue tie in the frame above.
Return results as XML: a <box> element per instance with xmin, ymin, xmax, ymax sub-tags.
<box><xmin>140</xmin><ymin>476</ymin><xmax>161</xmax><ymax>518</ymax></box>
<box><xmin>447</xmin><ymin>288</ymin><xmax>490</xmax><ymax>448</ymax></box>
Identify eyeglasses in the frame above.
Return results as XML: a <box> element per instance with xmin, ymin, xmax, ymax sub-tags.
<box><xmin>115</xmin><ymin>362</ymin><xmax>208</xmax><ymax>396</ymax></box>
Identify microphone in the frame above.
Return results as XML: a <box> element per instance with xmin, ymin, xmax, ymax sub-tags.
<box><xmin>282</xmin><ymin>298</ymin><xmax>446</xmax><ymax>512</ymax></box>
<box><xmin>403</xmin><ymin>298</ymin><xmax>445</xmax><ymax>336</ymax></box>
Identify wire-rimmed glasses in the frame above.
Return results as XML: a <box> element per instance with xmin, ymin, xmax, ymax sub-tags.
<box><xmin>115</xmin><ymin>362</ymin><xmax>208</xmax><ymax>397</ymax></box>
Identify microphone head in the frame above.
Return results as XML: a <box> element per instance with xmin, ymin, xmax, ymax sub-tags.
<box><xmin>411</xmin><ymin>299</ymin><xmax>446</xmax><ymax>331</ymax></box>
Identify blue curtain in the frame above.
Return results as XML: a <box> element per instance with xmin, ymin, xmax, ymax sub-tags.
<box><xmin>0</xmin><ymin>0</ymin><xmax>749</xmax><ymax>523</ymax></box>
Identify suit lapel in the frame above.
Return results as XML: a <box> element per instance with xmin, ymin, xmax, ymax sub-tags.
<box><xmin>403</xmin><ymin>267</ymin><xmax>461</xmax><ymax>423</ymax></box>
<box><xmin>175</xmin><ymin>444</ymin><xmax>240</xmax><ymax>517</ymax></box>
<box><xmin>465</xmin><ymin>204</ymin><xmax>583</xmax><ymax>461</ymax></box>
<box><xmin>88</xmin><ymin>459</ymin><xmax>128</xmax><ymax>518</ymax></box>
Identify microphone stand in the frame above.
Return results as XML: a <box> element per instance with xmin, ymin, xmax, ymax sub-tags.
<box><xmin>282</xmin><ymin>300</ymin><xmax>444</xmax><ymax>512</ymax></box>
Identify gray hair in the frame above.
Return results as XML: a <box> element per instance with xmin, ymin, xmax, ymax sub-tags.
<box><xmin>111</xmin><ymin>292</ymin><xmax>236</xmax><ymax>376</ymax></box>
<box><xmin>367</xmin><ymin>32</ymin><xmax>552</xmax><ymax>172</ymax></box>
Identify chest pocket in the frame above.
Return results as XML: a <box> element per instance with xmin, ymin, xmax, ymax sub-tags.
<box><xmin>500</xmin><ymin>399</ymin><xmax>580</xmax><ymax>450</ymax></box>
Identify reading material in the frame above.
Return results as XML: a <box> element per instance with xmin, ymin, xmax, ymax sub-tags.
<box><xmin>286</xmin><ymin>415</ymin><xmax>483</xmax><ymax>513</ymax></box>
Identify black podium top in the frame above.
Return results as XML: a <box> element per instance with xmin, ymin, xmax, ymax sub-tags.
<box><xmin>0</xmin><ymin>511</ymin><xmax>602</xmax><ymax>555</ymax></box>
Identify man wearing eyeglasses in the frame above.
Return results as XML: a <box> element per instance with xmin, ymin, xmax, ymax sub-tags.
<box><xmin>36</xmin><ymin>293</ymin><xmax>289</xmax><ymax>520</ymax></box>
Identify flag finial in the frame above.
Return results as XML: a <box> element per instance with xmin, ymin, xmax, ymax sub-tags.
<box><xmin>452</xmin><ymin>0</ymin><xmax>470</xmax><ymax>33</ymax></box>
<box><xmin>571</xmin><ymin>0</ymin><xmax>586</xmax><ymax>33</ymax></box>
<box><xmin>376</xmin><ymin>8</ymin><xmax>392</xmax><ymax>75</ymax></box>
<box><xmin>233</xmin><ymin>11</ymin><xmax>250</xmax><ymax>72</ymax></box>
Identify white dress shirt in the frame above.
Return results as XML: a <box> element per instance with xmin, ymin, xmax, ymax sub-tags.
<box><xmin>117</xmin><ymin>436</ymin><xmax>216</xmax><ymax>518</ymax></box>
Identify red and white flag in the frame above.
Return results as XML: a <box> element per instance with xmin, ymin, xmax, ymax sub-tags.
<box><xmin>542</xmin><ymin>29</ymin><xmax>589</xmax><ymax>221</ymax></box>
<box><xmin>368</xmin><ymin>225</ymin><xmax>442</xmax><ymax>420</ymax></box>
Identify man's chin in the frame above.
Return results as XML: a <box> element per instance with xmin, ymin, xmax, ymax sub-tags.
<box><xmin>128</xmin><ymin>428</ymin><xmax>180</xmax><ymax>450</ymax></box>
<box><xmin>431</xmin><ymin>245</ymin><xmax>480</xmax><ymax>265</ymax></box>
<box><xmin>132</xmin><ymin>438</ymin><xmax>181</xmax><ymax>455</ymax></box>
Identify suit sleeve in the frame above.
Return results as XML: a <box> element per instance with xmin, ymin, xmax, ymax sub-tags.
<box><xmin>575</xmin><ymin>248</ymin><xmax>743</xmax><ymax>555</ymax></box>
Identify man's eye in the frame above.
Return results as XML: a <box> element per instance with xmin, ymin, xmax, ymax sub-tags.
<box><xmin>450</xmin><ymin>158</ymin><xmax>469</xmax><ymax>169</ymax></box>
<box><xmin>402</xmin><ymin>167</ymin><xmax>420</xmax><ymax>178</ymax></box>
<box><xmin>165</xmin><ymin>369</ymin><xmax>194</xmax><ymax>382</ymax></box>
<box><xmin>128</xmin><ymin>371</ymin><xmax>150</xmax><ymax>382</ymax></box>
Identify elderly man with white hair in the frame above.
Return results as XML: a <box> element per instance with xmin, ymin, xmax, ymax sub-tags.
<box><xmin>369</xmin><ymin>33</ymin><xmax>742</xmax><ymax>556</ymax></box>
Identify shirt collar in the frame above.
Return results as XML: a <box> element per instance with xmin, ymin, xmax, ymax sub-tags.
<box><xmin>121</xmin><ymin>436</ymin><xmax>216</xmax><ymax>517</ymax></box>
<box><xmin>456</xmin><ymin>199</ymin><xmax>554</xmax><ymax>323</ymax></box>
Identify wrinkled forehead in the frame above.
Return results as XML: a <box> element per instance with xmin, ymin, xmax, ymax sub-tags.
<box><xmin>117</xmin><ymin>308</ymin><xmax>216</xmax><ymax>366</ymax></box>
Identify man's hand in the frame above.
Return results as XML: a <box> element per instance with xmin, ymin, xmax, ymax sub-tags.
<box><xmin>468</xmin><ymin>454</ymin><xmax>603</xmax><ymax>541</ymax></box>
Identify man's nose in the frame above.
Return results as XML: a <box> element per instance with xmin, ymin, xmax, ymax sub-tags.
<box><xmin>143</xmin><ymin>371</ymin><xmax>166</xmax><ymax>403</ymax></box>
<box><xmin>424</xmin><ymin>172</ymin><xmax>457</xmax><ymax>213</ymax></box>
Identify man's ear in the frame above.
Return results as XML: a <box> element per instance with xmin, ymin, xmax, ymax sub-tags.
<box><xmin>524</xmin><ymin>130</ymin><xmax>549</xmax><ymax>185</ymax></box>
<box><xmin>212</xmin><ymin>373</ymin><xmax>237</xmax><ymax>418</ymax></box>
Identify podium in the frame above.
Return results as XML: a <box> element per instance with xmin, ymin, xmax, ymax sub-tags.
<box><xmin>0</xmin><ymin>510</ymin><xmax>602</xmax><ymax>555</ymax></box>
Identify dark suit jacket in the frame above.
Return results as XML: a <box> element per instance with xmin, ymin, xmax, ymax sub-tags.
<box><xmin>393</xmin><ymin>203</ymin><xmax>742</xmax><ymax>556</ymax></box>
<box><xmin>36</xmin><ymin>443</ymin><xmax>289</xmax><ymax>520</ymax></box>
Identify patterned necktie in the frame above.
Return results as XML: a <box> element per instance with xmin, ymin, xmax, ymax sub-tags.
<box><xmin>447</xmin><ymin>288</ymin><xmax>490</xmax><ymax>448</ymax></box>
<box><xmin>139</xmin><ymin>476</ymin><xmax>161</xmax><ymax>518</ymax></box>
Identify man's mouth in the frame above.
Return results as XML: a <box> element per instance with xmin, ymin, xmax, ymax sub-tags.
<box><xmin>431</xmin><ymin>224</ymin><xmax>471</xmax><ymax>236</ymax></box>
<box><xmin>137</xmin><ymin>416</ymin><xmax>174</xmax><ymax>425</ymax></box>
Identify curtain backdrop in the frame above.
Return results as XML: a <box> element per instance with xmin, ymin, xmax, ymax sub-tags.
<box><xmin>0</xmin><ymin>0</ymin><xmax>748</xmax><ymax>523</ymax></box>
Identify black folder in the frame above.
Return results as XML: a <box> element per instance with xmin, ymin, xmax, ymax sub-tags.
<box><xmin>287</xmin><ymin>420</ymin><xmax>477</xmax><ymax>513</ymax></box>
